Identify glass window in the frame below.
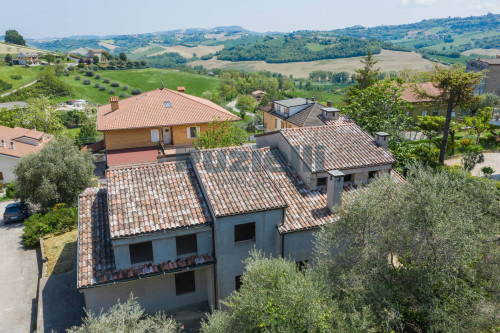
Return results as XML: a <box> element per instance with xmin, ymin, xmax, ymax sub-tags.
<box><xmin>316</xmin><ymin>177</ymin><xmax>327</xmax><ymax>187</ymax></box>
<box><xmin>234</xmin><ymin>222</ymin><xmax>255</xmax><ymax>243</ymax></box>
<box><xmin>176</xmin><ymin>234</ymin><xmax>198</xmax><ymax>256</ymax></box>
<box><xmin>344</xmin><ymin>174</ymin><xmax>352</xmax><ymax>182</ymax></box>
<box><xmin>129</xmin><ymin>241</ymin><xmax>153</xmax><ymax>265</ymax></box>
<box><xmin>150</xmin><ymin>129</ymin><xmax>159</xmax><ymax>142</ymax></box>
<box><xmin>187</xmin><ymin>126</ymin><xmax>200</xmax><ymax>139</ymax></box>
<box><xmin>175</xmin><ymin>271</ymin><xmax>195</xmax><ymax>295</ymax></box>
<box><xmin>422</xmin><ymin>111</ymin><xmax>428</xmax><ymax>116</ymax></box>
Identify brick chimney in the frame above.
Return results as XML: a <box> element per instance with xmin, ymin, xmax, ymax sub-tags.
<box><xmin>10</xmin><ymin>142</ymin><xmax>15</xmax><ymax>150</ymax></box>
<box><xmin>270</xmin><ymin>102</ymin><xmax>274</xmax><ymax>111</ymax></box>
<box><xmin>374</xmin><ymin>132</ymin><xmax>390</xmax><ymax>150</ymax></box>
<box><xmin>327</xmin><ymin>100</ymin><xmax>332</xmax><ymax>107</ymax></box>
<box><xmin>1</xmin><ymin>140</ymin><xmax>5</xmax><ymax>148</ymax></box>
<box><xmin>327</xmin><ymin>170</ymin><xmax>344</xmax><ymax>212</ymax></box>
<box><xmin>177</xmin><ymin>86</ymin><xmax>185</xmax><ymax>93</ymax></box>
<box><xmin>110</xmin><ymin>96</ymin><xmax>119</xmax><ymax>111</ymax></box>
<box><xmin>321</xmin><ymin>107</ymin><xmax>340</xmax><ymax>121</ymax></box>
<box><xmin>311</xmin><ymin>96</ymin><xmax>316</xmax><ymax>103</ymax></box>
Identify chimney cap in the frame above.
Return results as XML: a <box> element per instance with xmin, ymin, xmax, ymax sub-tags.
<box><xmin>321</xmin><ymin>107</ymin><xmax>339</xmax><ymax>113</ymax></box>
<box><xmin>328</xmin><ymin>170</ymin><xmax>345</xmax><ymax>178</ymax></box>
<box><xmin>375</xmin><ymin>132</ymin><xmax>390</xmax><ymax>137</ymax></box>
<box><xmin>177</xmin><ymin>86</ymin><xmax>185</xmax><ymax>92</ymax></box>
<box><xmin>109</xmin><ymin>96</ymin><xmax>119</xmax><ymax>102</ymax></box>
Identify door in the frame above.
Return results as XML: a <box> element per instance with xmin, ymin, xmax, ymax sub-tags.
<box><xmin>276</xmin><ymin>119</ymin><xmax>282</xmax><ymax>130</ymax></box>
<box><xmin>163</xmin><ymin>127</ymin><xmax>172</xmax><ymax>144</ymax></box>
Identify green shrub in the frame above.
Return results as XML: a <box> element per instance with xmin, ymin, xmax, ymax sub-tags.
<box><xmin>99</xmin><ymin>86</ymin><xmax>106</xmax><ymax>91</ymax></box>
<box><xmin>94</xmin><ymin>83</ymin><xmax>100</xmax><ymax>88</ymax></box>
<box><xmin>22</xmin><ymin>204</ymin><xmax>78</xmax><ymax>248</ymax></box>
<box><xmin>109</xmin><ymin>89</ymin><xmax>116</xmax><ymax>94</ymax></box>
<box><xmin>131</xmin><ymin>88</ymin><xmax>141</xmax><ymax>95</ymax></box>
<box><xmin>110</xmin><ymin>82</ymin><xmax>119</xmax><ymax>87</ymax></box>
<box><xmin>85</xmin><ymin>70</ymin><xmax>94</xmax><ymax>77</ymax></box>
<box><xmin>83</xmin><ymin>79</ymin><xmax>91</xmax><ymax>85</ymax></box>
<box><xmin>10</xmin><ymin>74</ymin><xmax>22</xmax><ymax>80</ymax></box>
<box><xmin>103</xmin><ymin>78</ymin><xmax>110</xmax><ymax>84</ymax></box>
<box><xmin>75</xmin><ymin>75</ymin><xmax>81</xmax><ymax>81</ymax></box>
<box><xmin>119</xmin><ymin>92</ymin><xmax>126</xmax><ymax>98</ymax></box>
<box><xmin>122</xmin><ymin>85</ymin><xmax>128</xmax><ymax>91</ymax></box>
<box><xmin>5</xmin><ymin>182</ymin><xmax>16</xmax><ymax>198</ymax></box>
<box><xmin>0</xmin><ymin>79</ymin><xmax>13</xmax><ymax>93</ymax></box>
<box><xmin>95</xmin><ymin>74</ymin><xmax>101</xmax><ymax>80</ymax></box>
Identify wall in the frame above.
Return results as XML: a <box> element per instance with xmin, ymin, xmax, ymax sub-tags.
<box><xmin>0</xmin><ymin>154</ymin><xmax>19</xmax><ymax>185</ymax></box>
<box><xmin>283</xmin><ymin>229</ymin><xmax>317</xmax><ymax>263</ymax></box>
<box><xmin>263</xmin><ymin>112</ymin><xmax>299</xmax><ymax>132</ymax></box>
<box><xmin>406</xmin><ymin>102</ymin><xmax>465</xmax><ymax>119</ymax></box>
<box><xmin>112</xmin><ymin>226</ymin><xmax>213</xmax><ymax>270</ymax></box>
<box><xmin>485</xmin><ymin>65</ymin><xmax>500</xmax><ymax>95</ymax></box>
<box><xmin>81</xmin><ymin>265</ymin><xmax>214</xmax><ymax>314</ymax></box>
<box><xmin>214</xmin><ymin>209</ymin><xmax>284</xmax><ymax>302</ymax></box>
<box><xmin>172</xmin><ymin>123</ymin><xmax>210</xmax><ymax>145</ymax></box>
<box><xmin>104</xmin><ymin>128</ymin><xmax>160</xmax><ymax>150</ymax></box>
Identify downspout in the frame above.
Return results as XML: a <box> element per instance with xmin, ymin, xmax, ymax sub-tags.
<box><xmin>211</xmin><ymin>222</ymin><xmax>218</xmax><ymax>311</ymax></box>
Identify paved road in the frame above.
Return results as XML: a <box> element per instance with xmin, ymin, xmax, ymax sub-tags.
<box><xmin>445</xmin><ymin>152</ymin><xmax>500</xmax><ymax>180</ymax></box>
<box><xmin>0</xmin><ymin>200</ymin><xmax>40</xmax><ymax>333</ymax></box>
<box><xmin>226</xmin><ymin>100</ymin><xmax>255</xmax><ymax>118</ymax></box>
<box><xmin>0</xmin><ymin>80</ymin><xmax>39</xmax><ymax>98</ymax></box>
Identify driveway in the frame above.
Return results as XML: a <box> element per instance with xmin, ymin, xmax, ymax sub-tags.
<box><xmin>444</xmin><ymin>152</ymin><xmax>500</xmax><ymax>180</ymax></box>
<box><xmin>0</xmin><ymin>200</ymin><xmax>40</xmax><ymax>333</ymax></box>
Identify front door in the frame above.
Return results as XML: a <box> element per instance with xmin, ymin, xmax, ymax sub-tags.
<box><xmin>163</xmin><ymin>127</ymin><xmax>172</xmax><ymax>144</ymax></box>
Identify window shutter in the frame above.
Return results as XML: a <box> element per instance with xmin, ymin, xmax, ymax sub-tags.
<box><xmin>151</xmin><ymin>129</ymin><xmax>159</xmax><ymax>142</ymax></box>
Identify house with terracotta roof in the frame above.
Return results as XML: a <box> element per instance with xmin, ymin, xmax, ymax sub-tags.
<box><xmin>88</xmin><ymin>49</ymin><xmax>107</xmax><ymax>62</ymax></box>
<box><xmin>0</xmin><ymin>126</ymin><xmax>53</xmax><ymax>185</ymax></box>
<box><xmin>261</xmin><ymin>97</ymin><xmax>351</xmax><ymax>131</ymax></box>
<box><xmin>466</xmin><ymin>57</ymin><xmax>500</xmax><ymax>95</ymax></box>
<box><xmin>251</xmin><ymin>90</ymin><xmax>266</xmax><ymax>102</ymax></box>
<box><xmin>77</xmin><ymin>122</ymin><xmax>399</xmax><ymax>317</ymax></box>
<box><xmin>97</xmin><ymin>88</ymin><xmax>240</xmax><ymax>166</ymax></box>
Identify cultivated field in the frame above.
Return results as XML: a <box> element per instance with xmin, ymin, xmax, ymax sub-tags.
<box><xmin>147</xmin><ymin>44</ymin><xmax>224</xmax><ymax>58</ymax></box>
<box><xmin>0</xmin><ymin>66</ymin><xmax>41</xmax><ymax>92</ymax></box>
<box><xmin>462</xmin><ymin>48</ymin><xmax>500</xmax><ymax>57</ymax></box>
<box><xmin>189</xmin><ymin>50</ymin><xmax>437</xmax><ymax>78</ymax></box>
<box><xmin>0</xmin><ymin>42</ymin><xmax>47</xmax><ymax>55</ymax></box>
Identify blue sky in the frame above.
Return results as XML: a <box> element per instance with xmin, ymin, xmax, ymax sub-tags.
<box><xmin>1</xmin><ymin>0</ymin><xmax>498</xmax><ymax>39</ymax></box>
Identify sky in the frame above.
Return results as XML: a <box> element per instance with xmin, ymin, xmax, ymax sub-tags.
<box><xmin>1</xmin><ymin>0</ymin><xmax>498</xmax><ymax>39</ymax></box>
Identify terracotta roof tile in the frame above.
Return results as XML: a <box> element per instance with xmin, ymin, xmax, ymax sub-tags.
<box><xmin>280</xmin><ymin>124</ymin><xmax>396</xmax><ymax>173</ymax></box>
<box><xmin>401</xmin><ymin>82</ymin><xmax>442</xmax><ymax>103</ymax></box>
<box><xmin>0</xmin><ymin>126</ymin><xmax>53</xmax><ymax>158</ymax></box>
<box><xmin>190</xmin><ymin>147</ymin><xmax>288</xmax><ymax>217</ymax></box>
<box><xmin>97</xmin><ymin>88</ymin><xmax>240</xmax><ymax>131</ymax></box>
<box><xmin>77</xmin><ymin>187</ymin><xmax>214</xmax><ymax>288</ymax></box>
<box><xmin>106</xmin><ymin>160</ymin><xmax>212</xmax><ymax>239</ymax></box>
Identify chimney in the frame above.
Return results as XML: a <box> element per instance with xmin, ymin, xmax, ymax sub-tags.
<box><xmin>177</xmin><ymin>86</ymin><xmax>186</xmax><ymax>93</ymax></box>
<box><xmin>327</xmin><ymin>170</ymin><xmax>345</xmax><ymax>212</ymax></box>
<box><xmin>374</xmin><ymin>132</ymin><xmax>390</xmax><ymax>150</ymax></box>
<box><xmin>10</xmin><ymin>142</ymin><xmax>15</xmax><ymax>150</ymax></box>
<box><xmin>110</xmin><ymin>96</ymin><xmax>119</xmax><ymax>111</ymax></box>
<box><xmin>270</xmin><ymin>102</ymin><xmax>274</xmax><ymax>111</ymax></box>
<box><xmin>321</xmin><ymin>107</ymin><xmax>340</xmax><ymax>121</ymax></box>
<box><xmin>1</xmin><ymin>140</ymin><xmax>5</xmax><ymax>148</ymax></box>
<box><xmin>311</xmin><ymin>97</ymin><xmax>316</xmax><ymax>103</ymax></box>
<box><xmin>327</xmin><ymin>100</ymin><xmax>332</xmax><ymax>107</ymax></box>
<box><xmin>305</xmin><ymin>97</ymin><xmax>309</xmax><ymax>104</ymax></box>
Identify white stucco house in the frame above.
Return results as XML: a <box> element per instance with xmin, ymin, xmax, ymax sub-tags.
<box><xmin>0</xmin><ymin>126</ymin><xmax>53</xmax><ymax>186</ymax></box>
<box><xmin>77</xmin><ymin>120</ymin><xmax>401</xmax><ymax>316</ymax></box>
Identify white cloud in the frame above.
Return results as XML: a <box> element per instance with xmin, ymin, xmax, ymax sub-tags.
<box><xmin>474</xmin><ymin>2</ymin><xmax>499</xmax><ymax>11</ymax></box>
<box><xmin>398</xmin><ymin>0</ymin><xmax>437</xmax><ymax>6</ymax></box>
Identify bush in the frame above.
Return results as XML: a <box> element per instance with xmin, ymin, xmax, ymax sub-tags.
<box><xmin>103</xmin><ymin>78</ymin><xmax>110</xmax><ymax>83</ymax></box>
<box><xmin>131</xmin><ymin>88</ymin><xmax>141</xmax><ymax>95</ymax></box>
<box><xmin>119</xmin><ymin>93</ymin><xmax>126</xmax><ymax>98</ymax></box>
<box><xmin>95</xmin><ymin>74</ymin><xmax>101</xmax><ymax>79</ymax></box>
<box><xmin>83</xmin><ymin>79</ymin><xmax>91</xmax><ymax>85</ymax></box>
<box><xmin>64</xmin><ymin>70</ymin><xmax>70</xmax><ymax>76</ymax></box>
<box><xmin>94</xmin><ymin>83</ymin><xmax>100</xmax><ymax>88</ymax></box>
<box><xmin>5</xmin><ymin>182</ymin><xmax>16</xmax><ymax>198</ymax></box>
<box><xmin>77</xmin><ymin>62</ymin><xmax>85</xmax><ymax>68</ymax></box>
<box><xmin>85</xmin><ymin>70</ymin><xmax>94</xmax><ymax>77</ymax></box>
<box><xmin>75</xmin><ymin>75</ymin><xmax>81</xmax><ymax>81</ymax></box>
<box><xmin>10</xmin><ymin>74</ymin><xmax>22</xmax><ymax>80</ymax></box>
<box><xmin>0</xmin><ymin>79</ymin><xmax>13</xmax><ymax>93</ymax></box>
<box><xmin>22</xmin><ymin>204</ymin><xmax>77</xmax><ymax>248</ymax></box>
<box><xmin>99</xmin><ymin>86</ymin><xmax>106</xmax><ymax>91</ymax></box>
<box><xmin>122</xmin><ymin>85</ymin><xmax>128</xmax><ymax>90</ymax></box>
<box><xmin>109</xmin><ymin>89</ymin><xmax>115</xmax><ymax>94</ymax></box>
<box><xmin>110</xmin><ymin>82</ymin><xmax>119</xmax><ymax>87</ymax></box>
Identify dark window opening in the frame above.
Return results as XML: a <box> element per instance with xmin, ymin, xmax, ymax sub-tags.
<box><xmin>234</xmin><ymin>222</ymin><xmax>256</xmax><ymax>243</ymax></box>
<box><xmin>129</xmin><ymin>241</ymin><xmax>153</xmax><ymax>265</ymax></box>
<box><xmin>316</xmin><ymin>177</ymin><xmax>327</xmax><ymax>187</ymax></box>
<box><xmin>175</xmin><ymin>271</ymin><xmax>195</xmax><ymax>295</ymax></box>
<box><xmin>296</xmin><ymin>260</ymin><xmax>309</xmax><ymax>272</ymax></box>
<box><xmin>369</xmin><ymin>171</ymin><xmax>377</xmax><ymax>179</ymax></box>
<box><xmin>176</xmin><ymin>234</ymin><xmax>198</xmax><ymax>256</ymax></box>
<box><xmin>235</xmin><ymin>275</ymin><xmax>243</xmax><ymax>291</ymax></box>
<box><xmin>344</xmin><ymin>174</ymin><xmax>352</xmax><ymax>182</ymax></box>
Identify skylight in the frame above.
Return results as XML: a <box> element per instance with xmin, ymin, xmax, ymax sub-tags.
<box><xmin>164</xmin><ymin>101</ymin><xmax>172</xmax><ymax>108</ymax></box>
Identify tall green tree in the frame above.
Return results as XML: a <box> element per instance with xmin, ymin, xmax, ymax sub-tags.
<box><xmin>44</xmin><ymin>54</ymin><xmax>56</xmax><ymax>65</ymax></box>
<box><xmin>77</xmin><ymin>104</ymin><xmax>101</xmax><ymax>145</ymax></box>
<box><xmin>4</xmin><ymin>29</ymin><xmax>26</xmax><ymax>46</ymax></box>
<box><xmin>419</xmin><ymin>64</ymin><xmax>484</xmax><ymax>163</ymax></box>
<box><xmin>4</xmin><ymin>54</ymin><xmax>13</xmax><ymax>65</ymax></box>
<box><xmin>417</xmin><ymin>115</ymin><xmax>446</xmax><ymax>148</ymax></box>
<box><xmin>464</xmin><ymin>107</ymin><xmax>492</xmax><ymax>145</ymax></box>
<box><xmin>14</xmin><ymin>137</ymin><xmax>95</xmax><ymax>210</ymax></box>
<box><xmin>315</xmin><ymin>166</ymin><xmax>500</xmax><ymax>332</ymax></box>
<box><xmin>194</xmin><ymin>120</ymin><xmax>247</xmax><ymax>149</ymax></box>
<box><xmin>20</xmin><ymin>95</ymin><xmax>64</xmax><ymax>134</ymax></box>
<box><xmin>119</xmin><ymin>52</ymin><xmax>127</xmax><ymax>62</ymax></box>
<box><xmin>236</xmin><ymin>95</ymin><xmax>258</xmax><ymax>114</ymax></box>
<box><xmin>353</xmin><ymin>51</ymin><xmax>379</xmax><ymax>90</ymax></box>
<box><xmin>67</xmin><ymin>295</ymin><xmax>180</xmax><ymax>333</ymax></box>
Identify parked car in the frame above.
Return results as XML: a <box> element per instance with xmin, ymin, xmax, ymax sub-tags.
<box><xmin>3</xmin><ymin>202</ymin><xmax>33</xmax><ymax>223</ymax></box>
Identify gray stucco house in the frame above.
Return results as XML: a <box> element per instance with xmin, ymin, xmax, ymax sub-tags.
<box><xmin>77</xmin><ymin>119</ymin><xmax>400</xmax><ymax>315</ymax></box>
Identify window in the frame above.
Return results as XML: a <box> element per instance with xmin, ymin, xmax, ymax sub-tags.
<box><xmin>451</xmin><ymin>111</ymin><xmax>456</xmax><ymax>117</ymax></box>
<box><xmin>175</xmin><ymin>271</ymin><xmax>195</xmax><ymax>295</ymax></box>
<box><xmin>422</xmin><ymin>110</ymin><xmax>428</xmax><ymax>116</ymax></box>
<box><xmin>344</xmin><ymin>174</ymin><xmax>352</xmax><ymax>182</ymax></box>
<box><xmin>234</xmin><ymin>222</ymin><xmax>255</xmax><ymax>243</ymax></box>
<box><xmin>129</xmin><ymin>241</ymin><xmax>153</xmax><ymax>265</ymax></box>
<box><xmin>284</xmin><ymin>107</ymin><xmax>289</xmax><ymax>115</ymax></box>
<box><xmin>187</xmin><ymin>126</ymin><xmax>200</xmax><ymax>139</ymax></box>
<box><xmin>433</xmin><ymin>109</ymin><xmax>439</xmax><ymax>116</ymax></box>
<box><xmin>235</xmin><ymin>275</ymin><xmax>243</xmax><ymax>291</ymax></box>
<box><xmin>368</xmin><ymin>171</ymin><xmax>377</xmax><ymax>179</ymax></box>
<box><xmin>164</xmin><ymin>101</ymin><xmax>172</xmax><ymax>108</ymax></box>
<box><xmin>316</xmin><ymin>177</ymin><xmax>327</xmax><ymax>187</ymax></box>
<box><xmin>151</xmin><ymin>129</ymin><xmax>159</xmax><ymax>142</ymax></box>
<box><xmin>176</xmin><ymin>234</ymin><xmax>198</xmax><ymax>256</ymax></box>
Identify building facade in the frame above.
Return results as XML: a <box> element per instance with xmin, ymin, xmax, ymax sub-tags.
<box><xmin>466</xmin><ymin>57</ymin><xmax>500</xmax><ymax>95</ymax></box>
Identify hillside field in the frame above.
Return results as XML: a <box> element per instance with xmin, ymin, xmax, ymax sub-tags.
<box><xmin>0</xmin><ymin>66</ymin><xmax>41</xmax><ymax>92</ymax></box>
<box><xmin>147</xmin><ymin>44</ymin><xmax>224</xmax><ymax>58</ymax></box>
<box><xmin>189</xmin><ymin>50</ymin><xmax>437</xmax><ymax>78</ymax></box>
<box><xmin>0</xmin><ymin>42</ymin><xmax>47</xmax><ymax>56</ymax></box>
<box><xmin>56</xmin><ymin>68</ymin><xmax>219</xmax><ymax>104</ymax></box>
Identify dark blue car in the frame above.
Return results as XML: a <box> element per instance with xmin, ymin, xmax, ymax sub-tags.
<box><xmin>3</xmin><ymin>202</ymin><xmax>32</xmax><ymax>223</ymax></box>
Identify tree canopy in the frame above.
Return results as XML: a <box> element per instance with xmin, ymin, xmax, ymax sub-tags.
<box><xmin>4</xmin><ymin>29</ymin><xmax>26</xmax><ymax>46</ymax></box>
<box><xmin>14</xmin><ymin>137</ymin><xmax>95</xmax><ymax>210</ymax></box>
<box><xmin>194</xmin><ymin>120</ymin><xmax>247</xmax><ymax>149</ymax></box>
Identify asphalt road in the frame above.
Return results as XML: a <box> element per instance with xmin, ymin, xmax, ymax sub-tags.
<box><xmin>0</xmin><ymin>200</ymin><xmax>40</xmax><ymax>333</ymax></box>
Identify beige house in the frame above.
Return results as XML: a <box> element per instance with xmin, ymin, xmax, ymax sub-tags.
<box><xmin>466</xmin><ymin>57</ymin><xmax>500</xmax><ymax>95</ymax></box>
<box><xmin>88</xmin><ymin>49</ymin><xmax>107</xmax><ymax>62</ymax></box>
<box><xmin>97</xmin><ymin>87</ymin><xmax>240</xmax><ymax>166</ymax></box>
<box><xmin>251</xmin><ymin>90</ymin><xmax>266</xmax><ymax>102</ymax></box>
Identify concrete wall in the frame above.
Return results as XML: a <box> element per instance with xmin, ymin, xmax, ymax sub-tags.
<box><xmin>283</xmin><ymin>229</ymin><xmax>317</xmax><ymax>263</ymax></box>
<box><xmin>484</xmin><ymin>65</ymin><xmax>500</xmax><ymax>95</ymax></box>
<box><xmin>172</xmin><ymin>123</ymin><xmax>210</xmax><ymax>145</ymax></box>
<box><xmin>214</xmin><ymin>209</ymin><xmax>284</xmax><ymax>302</ymax></box>
<box><xmin>82</xmin><ymin>265</ymin><xmax>214</xmax><ymax>314</ymax></box>
<box><xmin>0</xmin><ymin>154</ymin><xmax>19</xmax><ymax>185</ymax></box>
<box><xmin>112</xmin><ymin>226</ymin><xmax>213</xmax><ymax>270</ymax></box>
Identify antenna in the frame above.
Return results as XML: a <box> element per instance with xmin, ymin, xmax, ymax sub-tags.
<box><xmin>161</xmin><ymin>81</ymin><xmax>164</xmax><ymax>90</ymax></box>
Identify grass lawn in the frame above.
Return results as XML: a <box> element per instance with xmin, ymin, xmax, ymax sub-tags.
<box><xmin>56</xmin><ymin>68</ymin><xmax>220</xmax><ymax>104</ymax></box>
<box><xmin>42</xmin><ymin>229</ymin><xmax>78</xmax><ymax>276</ymax></box>
<box><xmin>0</xmin><ymin>66</ymin><xmax>41</xmax><ymax>92</ymax></box>
<box><xmin>62</xmin><ymin>127</ymin><xmax>81</xmax><ymax>138</ymax></box>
